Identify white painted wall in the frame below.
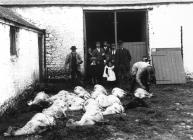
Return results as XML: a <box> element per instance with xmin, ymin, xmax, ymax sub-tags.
<box><xmin>10</xmin><ymin>4</ymin><xmax>193</xmax><ymax>74</ymax></box>
<box><xmin>0</xmin><ymin>22</ymin><xmax>39</xmax><ymax>106</ymax></box>
<box><xmin>148</xmin><ymin>4</ymin><xmax>193</xmax><ymax>74</ymax></box>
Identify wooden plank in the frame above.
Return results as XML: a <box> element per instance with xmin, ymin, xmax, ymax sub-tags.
<box><xmin>123</xmin><ymin>42</ymin><xmax>147</xmax><ymax>67</ymax></box>
<box><xmin>151</xmin><ymin>48</ymin><xmax>186</xmax><ymax>84</ymax></box>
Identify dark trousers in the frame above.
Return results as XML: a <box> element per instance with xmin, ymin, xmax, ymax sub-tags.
<box><xmin>130</xmin><ymin>70</ymin><xmax>150</xmax><ymax>94</ymax></box>
<box><xmin>96</xmin><ymin>63</ymin><xmax>104</xmax><ymax>84</ymax></box>
<box><xmin>71</xmin><ymin>69</ymin><xmax>81</xmax><ymax>85</ymax></box>
<box><xmin>116</xmin><ymin>64</ymin><xmax>130</xmax><ymax>84</ymax></box>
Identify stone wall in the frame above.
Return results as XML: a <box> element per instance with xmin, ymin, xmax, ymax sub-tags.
<box><xmin>11</xmin><ymin>7</ymin><xmax>84</xmax><ymax>79</ymax></box>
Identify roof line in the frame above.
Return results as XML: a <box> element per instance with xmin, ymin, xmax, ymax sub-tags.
<box><xmin>0</xmin><ymin>6</ymin><xmax>43</xmax><ymax>32</ymax></box>
<box><xmin>0</xmin><ymin>1</ymin><xmax>193</xmax><ymax>7</ymax></box>
<box><xmin>0</xmin><ymin>16</ymin><xmax>44</xmax><ymax>33</ymax></box>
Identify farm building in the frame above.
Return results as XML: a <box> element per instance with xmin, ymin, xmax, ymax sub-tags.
<box><xmin>0</xmin><ymin>0</ymin><xmax>193</xmax><ymax>108</ymax></box>
<box><xmin>0</xmin><ymin>0</ymin><xmax>192</xmax><ymax>83</ymax></box>
<box><xmin>0</xmin><ymin>6</ymin><xmax>44</xmax><ymax>113</ymax></box>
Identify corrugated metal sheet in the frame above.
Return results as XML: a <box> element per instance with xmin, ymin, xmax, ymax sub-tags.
<box><xmin>123</xmin><ymin>42</ymin><xmax>147</xmax><ymax>67</ymax></box>
<box><xmin>151</xmin><ymin>48</ymin><xmax>186</xmax><ymax>84</ymax></box>
<box><xmin>0</xmin><ymin>6</ymin><xmax>41</xmax><ymax>31</ymax></box>
<box><xmin>0</xmin><ymin>0</ymin><xmax>193</xmax><ymax>5</ymax></box>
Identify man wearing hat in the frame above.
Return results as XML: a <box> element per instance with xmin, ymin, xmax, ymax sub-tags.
<box><xmin>65</xmin><ymin>46</ymin><xmax>83</xmax><ymax>85</ymax></box>
<box><xmin>92</xmin><ymin>41</ymin><xmax>105</xmax><ymax>83</ymax></box>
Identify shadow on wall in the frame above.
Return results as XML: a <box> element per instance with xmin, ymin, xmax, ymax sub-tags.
<box><xmin>0</xmin><ymin>82</ymin><xmax>39</xmax><ymax>120</ymax></box>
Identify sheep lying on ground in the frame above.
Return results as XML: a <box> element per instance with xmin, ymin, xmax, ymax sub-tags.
<box><xmin>5</xmin><ymin>86</ymin><xmax>127</xmax><ymax>134</ymax></box>
<box><xmin>95</xmin><ymin>93</ymin><xmax>121</xmax><ymax>108</ymax></box>
<box><xmin>74</xmin><ymin>86</ymin><xmax>91</xmax><ymax>100</ymax></box>
<box><xmin>28</xmin><ymin>90</ymin><xmax>85</xmax><ymax>111</ymax></box>
<box><xmin>4</xmin><ymin>99</ymin><xmax>67</xmax><ymax>136</ymax></box>
<box><xmin>124</xmin><ymin>88</ymin><xmax>153</xmax><ymax>109</ymax></box>
<box><xmin>27</xmin><ymin>91</ymin><xmax>50</xmax><ymax>106</ymax></box>
<box><xmin>102</xmin><ymin>102</ymin><xmax>124</xmax><ymax>115</ymax></box>
<box><xmin>94</xmin><ymin>84</ymin><xmax>108</xmax><ymax>95</ymax></box>
<box><xmin>4</xmin><ymin>89</ymin><xmax>88</xmax><ymax>136</ymax></box>
<box><xmin>134</xmin><ymin>88</ymin><xmax>153</xmax><ymax>99</ymax></box>
<box><xmin>112</xmin><ymin>87</ymin><xmax>127</xmax><ymax>99</ymax></box>
<box><xmin>67</xmin><ymin>98</ymin><xmax>103</xmax><ymax>126</ymax></box>
<box><xmin>96</xmin><ymin>88</ymin><xmax>125</xmax><ymax>116</ymax></box>
<box><xmin>67</xmin><ymin>86</ymin><xmax>126</xmax><ymax>127</ymax></box>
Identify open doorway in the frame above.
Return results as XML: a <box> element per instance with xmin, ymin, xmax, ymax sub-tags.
<box><xmin>116</xmin><ymin>11</ymin><xmax>147</xmax><ymax>66</ymax></box>
<box><xmin>84</xmin><ymin>10</ymin><xmax>148</xmax><ymax>75</ymax></box>
<box><xmin>85</xmin><ymin>12</ymin><xmax>115</xmax><ymax>50</ymax></box>
<box><xmin>117</xmin><ymin>11</ymin><xmax>146</xmax><ymax>42</ymax></box>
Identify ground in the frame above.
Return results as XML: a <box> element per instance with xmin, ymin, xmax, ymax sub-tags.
<box><xmin>1</xmin><ymin>81</ymin><xmax>193</xmax><ymax>140</ymax></box>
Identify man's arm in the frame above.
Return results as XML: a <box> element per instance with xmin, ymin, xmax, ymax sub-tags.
<box><xmin>136</xmin><ymin>69</ymin><xmax>146</xmax><ymax>89</ymax></box>
<box><xmin>126</xmin><ymin>49</ymin><xmax>131</xmax><ymax>62</ymax></box>
<box><xmin>77</xmin><ymin>53</ymin><xmax>83</xmax><ymax>64</ymax></box>
<box><xmin>131</xmin><ymin>64</ymin><xmax>137</xmax><ymax>76</ymax></box>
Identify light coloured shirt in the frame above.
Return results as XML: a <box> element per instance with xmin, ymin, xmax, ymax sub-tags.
<box><xmin>132</xmin><ymin>61</ymin><xmax>151</xmax><ymax>89</ymax></box>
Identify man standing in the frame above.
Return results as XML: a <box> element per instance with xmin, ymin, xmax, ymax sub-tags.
<box><xmin>115</xmin><ymin>41</ymin><xmax>131</xmax><ymax>84</ymax></box>
<box><xmin>109</xmin><ymin>43</ymin><xmax>116</xmax><ymax>64</ymax></box>
<box><xmin>103</xmin><ymin>41</ymin><xmax>110</xmax><ymax>55</ymax></box>
<box><xmin>65</xmin><ymin>46</ymin><xmax>83</xmax><ymax>85</ymax></box>
<box><xmin>92</xmin><ymin>41</ymin><xmax>105</xmax><ymax>83</ymax></box>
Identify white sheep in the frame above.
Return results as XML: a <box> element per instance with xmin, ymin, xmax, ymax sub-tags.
<box><xmin>74</xmin><ymin>86</ymin><xmax>91</xmax><ymax>100</ymax></box>
<box><xmin>93</xmin><ymin>84</ymin><xmax>108</xmax><ymax>95</ymax></box>
<box><xmin>27</xmin><ymin>91</ymin><xmax>50</xmax><ymax>106</ymax></box>
<box><xmin>134</xmin><ymin>88</ymin><xmax>153</xmax><ymax>99</ymax></box>
<box><xmin>112</xmin><ymin>87</ymin><xmax>127</xmax><ymax>99</ymax></box>
<box><xmin>67</xmin><ymin>99</ymin><xmax>103</xmax><ymax>126</ymax></box>
<box><xmin>4</xmin><ymin>99</ymin><xmax>67</xmax><ymax>136</ymax></box>
<box><xmin>102</xmin><ymin>102</ymin><xmax>124</xmax><ymax>115</ymax></box>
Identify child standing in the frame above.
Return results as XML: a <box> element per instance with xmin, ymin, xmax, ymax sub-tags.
<box><xmin>103</xmin><ymin>61</ymin><xmax>116</xmax><ymax>87</ymax></box>
<box><xmin>90</xmin><ymin>57</ymin><xmax>98</xmax><ymax>85</ymax></box>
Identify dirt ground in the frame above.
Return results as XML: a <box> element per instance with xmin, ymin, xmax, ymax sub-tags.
<box><xmin>1</xmin><ymin>81</ymin><xmax>193</xmax><ymax>140</ymax></box>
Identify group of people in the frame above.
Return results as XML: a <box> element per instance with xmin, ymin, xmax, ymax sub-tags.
<box><xmin>64</xmin><ymin>41</ymin><xmax>156</xmax><ymax>94</ymax></box>
<box><xmin>87</xmin><ymin>41</ymin><xmax>131</xmax><ymax>86</ymax></box>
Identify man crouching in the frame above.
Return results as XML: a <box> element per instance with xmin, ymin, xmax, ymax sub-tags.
<box><xmin>130</xmin><ymin>59</ymin><xmax>156</xmax><ymax>93</ymax></box>
<box><xmin>125</xmin><ymin>59</ymin><xmax>156</xmax><ymax>109</ymax></box>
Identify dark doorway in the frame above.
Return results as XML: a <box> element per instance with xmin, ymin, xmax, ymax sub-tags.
<box><xmin>117</xmin><ymin>11</ymin><xmax>146</xmax><ymax>42</ymax></box>
<box><xmin>84</xmin><ymin>10</ymin><xmax>148</xmax><ymax>75</ymax></box>
<box><xmin>85</xmin><ymin>12</ymin><xmax>115</xmax><ymax>50</ymax></box>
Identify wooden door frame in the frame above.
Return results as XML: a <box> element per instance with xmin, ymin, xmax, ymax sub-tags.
<box><xmin>83</xmin><ymin>9</ymin><xmax>150</xmax><ymax>73</ymax></box>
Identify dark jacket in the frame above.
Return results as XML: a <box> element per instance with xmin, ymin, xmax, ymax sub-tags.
<box><xmin>92</xmin><ymin>48</ymin><xmax>105</xmax><ymax>64</ymax></box>
<box><xmin>65</xmin><ymin>52</ymin><xmax>83</xmax><ymax>72</ymax></box>
<box><xmin>115</xmin><ymin>48</ymin><xmax>131</xmax><ymax>67</ymax></box>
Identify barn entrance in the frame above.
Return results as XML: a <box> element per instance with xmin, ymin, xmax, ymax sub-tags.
<box><xmin>84</xmin><ymin>10</ymin><xmax>148</xmax><ymax>74</ymax></box>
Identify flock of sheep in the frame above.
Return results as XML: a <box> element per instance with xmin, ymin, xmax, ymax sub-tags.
<box><xmin>4</xmin><ymin>85</ymin><xmax>151</xmax><ymax>136</ymax></box>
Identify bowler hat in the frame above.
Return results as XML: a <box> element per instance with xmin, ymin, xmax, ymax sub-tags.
<box><xmin>71</xmin><ymin>46</ymin><xmax>77</xmax><ymax>50</ymax></box>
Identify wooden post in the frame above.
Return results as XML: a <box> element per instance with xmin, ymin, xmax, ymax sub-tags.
<box><xmin>114</xmin><ymin>11</ymin><xmax>118</xmax><ymax>49</ymax></box>
<box><xmin>83</xmin><ymin>11</ymin><xmax>87</xmax><ymax>76</ymax></box>
<box><xmin>180</xmin><ymin>26</ymin><xmax>183</xmax><ymax>60</ymax></box>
